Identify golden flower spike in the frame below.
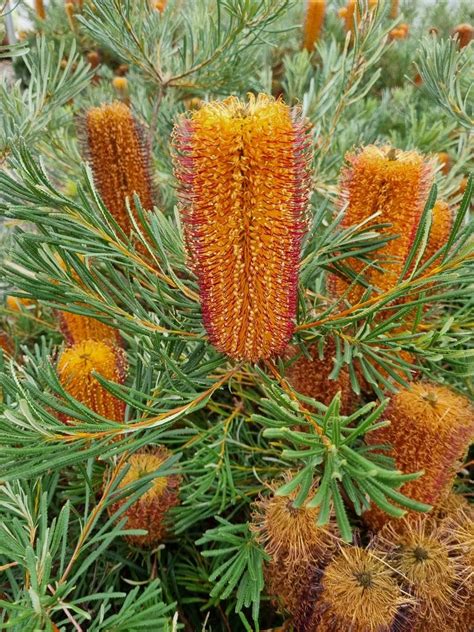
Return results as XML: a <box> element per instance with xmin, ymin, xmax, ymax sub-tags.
<box><xmin>57</xmin><ymin>339</ymin><xmax>127</xmax><ymax>422</ymax></box>
<box><xmin>363</xmin><ymin>382</ymin><xmax>474</xmax><ymax>532</ymax></box>
<box><xmin>172</xmin><ymin>94</ymin><xmax>313</xmax><ymax>362</ymax></box>
<box><xmin>58</xmin><ymin>311</ymin><xmax>121</xmax><ymax>347</ymax></box>
<box><xmin>302</xmin><ymin>0</ymin><xmax>325</xmax><ymax>52</ymax></box>
<box><xmin>328</xmin><ymin>145</ymin><xmax>434</xmax><ymax>307</ymax></box>
<box><xmin>106</xmin><ymin>447</ymin><xmax>180</xmax><ymax>547</ymax></box>
<box><xmin>80</xmin><ymin>101</ymin><xmax>154</xmax><ymax>239</ymax></box>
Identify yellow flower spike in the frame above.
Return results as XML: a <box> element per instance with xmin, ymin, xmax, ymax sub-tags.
<box><xmin>106</xmin><ymin>447</ymin><xmax>180</xmax><ymax>547</ymax></box>
<box><xmin>363</xmin><ymin>382</ymin><xmax>474</xmax><ymax>532</ymax></box>
<box><xmin>328</xmin><ymin>145</ymin><xmax>434</xmax><ymax>307</ymax></box>
<box><xmin>57</xmin><ymin>311</ymin><xmax>121</xmax><ymax>347</ymax></box>
<box><xmin>80</xmin><ymin>102</ymin><xmax>154</xmax><ymax>239</ymax></box>
<box><xmin>57</xmin><ymin>339</ymin><xmax>127</xmax><ymax>422</ymax></box>
<box><xmin>172</xmin><ymin>94</ymin><xmax>313</xmax><ymax>362</ymax></box>
<box><xmin>302</xmin><ymin>0</ymin><xmax>326</xmax><ymax>52</ymax></box>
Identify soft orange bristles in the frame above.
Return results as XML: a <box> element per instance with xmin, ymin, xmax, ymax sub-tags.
<box><xmin>453</xmin><ymin>23</ymin><xmax>474</xmax><ymax>49</ymax></box>
<box><xmin>389</xmin><ymin>24</ymin><xmax>409</xmax><ymax>40</ymax></box>
<box><xmin>420</xmin><ymin>200</ymin><xmax>452</xmax><ymax>269</ymax></box>
<box><xmin>57</xmin><ymin>340</ymin><xmax>127</xmax><ymax>421</ymax></box>
<box><xmin>81</xmin><ymin>102</ymin><xmax>154</xmax><ymax>238</ymax></box>
<box><xmin>57</xmin><ymin>311</ymin><xmax>121</xmax><ymax>347</ymax></box>
<box><xmin>363</xmin><ymin>382</ymin><xmax>474</xmax><ymax>532</ymax></box>
<box><xmin>328</xmin><ymin>145</ymin><xmax>434</xmax><ymax>306</ymax></box>
<box><xmin>303</xmin><ymin>0</ymin><xmax>326</xmax><ymax>51</ymax></box>
<box><xmin>284</xmin><ymin>339</ymin><xmax>358</xmax><ymax>414</ymax></box>
<box><xmin>390</xmin><ymin>0</ymin><xmax>399</xmax><ymax>19</ymax></box>
<box><xmin>300</xmin><ymin>546</ymin><xmax>408</xmax><ymax>632</ymax></box>
<box><xmin>172</xmin><ymin>94</ymin><xmax>313</xmax><ymax>362</ymax></box>
<box><xmin>339</xmin><ymin>0</ymin><xmax>378</xmax><ymax>33</ymax></box>
<box><xmin>107</xmin><ymin>447</ymin><xmax>180</xmax><ymax>546</ymax></box>
<box><xmin>34</xmin><ymin>0</ymin><xmax>46</xmax><ymax>19</ymax></box>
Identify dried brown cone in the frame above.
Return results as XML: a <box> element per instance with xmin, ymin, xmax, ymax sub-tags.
<box><xmin>284</xmin><ymin>338</ymin><xmax>358</xmax><ymax>415</ymax></box>
<box><xmin>251</xmin><ymin>475</ymin><xmax>336</xmax><ymax>615</ymax></box>
<box><xmin>297</xmin><ymin>545</ymin><xmax>411</xmax><ymax>632</ymax></box>
<box><xmin>452</xmin><ymin>23</ymin><xmax>474</xmax><ymax>49</ymax></box>
<box><xmin>106</xmin><ymin>447</ymin><xmax>180</xmax><ymax>547</ymax></box>
<box><xmin>79</xmin><ymin>102</ymin><xmax>154</xmax><ymax>242</ymax></box>
<box><xmin>363</xmin><ymin>382</ymin><xmax>474</xmax><ymax>532</ymax></box>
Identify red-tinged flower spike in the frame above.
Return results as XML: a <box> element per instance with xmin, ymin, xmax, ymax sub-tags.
<box><xmin>106</xmin><ymin>447</ymin><xmax>180</xmax><ymax>547</ymax></box>
<box><xmin>57</xmin><ymin>311</ymin><xmax>121</xmax><ymax>347</ymax></box>
<box><xmin>453</xmin><ymin>23</ymin><xmax>474</xmax><ymax>48</ymax></box>
<box><xmin>57</xmin><ymin>340</ymin><xmax>127</xmax><ymax>421</ymax></box>
<box><xmin>299</xmin><ymin>546</ymin><xmax>409</xmax><ymax>632</ymax></box>
<box><xmin>172</xmin><ymin>94</ymin><xmax>313</xmax><ymax>362</ymax></box>
<box><xmin>302</xmin><ymin>1</ymin><xmax>326</xmax><ymax>51</ymax></box>
<box><xmin>0</xmin><ymin>332</ymin><xmax>13</xmax><ymax>357</ymax></box>
<box><xmin>328</xmin><ymin>145</ymin><xmax>434</xmax><ymax>307</ymax></box>
<box><xmin>363</xmin><ymin>382</ymin><xmax>474</xmax><ymax>532</ymax></box>
<box><xmin>284</xmin><ymin>339</ymin><xmax>358</xmax><ymax>415</ymax></box>
<box><xmin>80</xmin><ymin>102</ymin><xmax>154</xmax><ymax>238</ymax></box>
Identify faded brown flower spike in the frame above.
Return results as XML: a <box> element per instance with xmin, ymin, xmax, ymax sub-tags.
<box><xmin>172</xmin><ymin>94</ymin><xmax>313</xmax><ymax>362</ymax></box>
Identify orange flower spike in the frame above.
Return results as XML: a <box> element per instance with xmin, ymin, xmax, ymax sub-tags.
<box><xmin>81</xmin><ymin>102</ymin><xmax>154</xmax><ymax>237</ymax></box>
<box><xmin>302</xmin><ymin>0</ymin><xmax>326</xmax><ymax>52</ymax></box>
<box><xmin>340</xmin><ymin>0</ymin><xmax>378</xmax><ymax>33</ymax></box>
<box><xmin>390</xmin><ymin>0</ymin><xmax>399</xmax><ymax>19</ymax></box>
<box><xmin>329</xmin><ymin>145</ymin><xmax>434</xmax><ymax>305</ymax></box>
<box><xmin>421</xmin><ymin>200</ymin><xmax>452</xmax><ymax>269</ymax></box>
<box><xmin>453</xmin><ymin>23</ymin><xmax>474</xmax><ymax>49</ymax></box>
<box><xmin>364</xmin><ymin>382</ymin><xmax>474</xmax><ymax>532</ymax></box>
<box><xmin>57</xmin><ymin>311</ymin><xmax>121</xmax><ymax>347</ymax></box>
<box><xmin>57</xmin><ymin>340</ymin><xmax>127</xmax><ymax>421</ymax></box>
<box><xmin>34</xmin><ymin>0</ymin><xmax>46</xmax><ymax>20</ymax></box>
<box><xmin>172</xmin><ymin>94</ymin><xmax>313</xmax><ymax>362</ymax></box>
<box><xmin>107</xmin><ymin>447</ymin><xmax>180</xmax><ymax>546</ymax></box>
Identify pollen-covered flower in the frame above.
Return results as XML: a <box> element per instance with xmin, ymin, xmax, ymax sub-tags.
<box><xmin>328</xmin><ymin>145</ymin><xmax>434</xmax><ymax>306</ymax></box>
<box><xmin>57</xmin><ymin>339</ymin><xmax>127</xmax><ymax>421</ymax></box>
<box><xmin>106</xmin><ymin>447</ymin><xmax>180</xmax><ymax>547</ymax></box>
<box><xmin>363</xmin><ymin>382</ymin><xmax>474</xmax><ymax>532</ymax></box>
<box><xmin>302</xmin><ymin>0</ymin><xmax>326</xmax><ymax>51</ymax></box>
<box><xmin>284</xmin><ymin>339</ymin><xmax>358</xmax><ymax>415</ymax></box>
<box><xmin>57</xmin><ymin>311</ymin><xmax>121</xmax><ymax>347</ymax></box>
<box><xmin>80</xmin><ymin>102</ymin><xmax>154</xmax><ymax>237</ymax></box>
<box><xmin>251</xmin><ymin>475</ymin><xmax>335</xmax><ymax>614</ymax></box>
<box><xmin>300</xmin><ymin>546</ymin><xmax>408</xmax><ymax>632</ymax></box>
<box><xmin>172</xmin><ymin>94</ymin><xmax>313</xmax><ymax>362</ymax></box>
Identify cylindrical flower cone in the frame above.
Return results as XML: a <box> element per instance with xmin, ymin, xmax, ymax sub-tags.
<box><xmin>172</xmin><ymin>94</ymin><xmax>313</xmax><ymax>362</ymax></box>
<box><xmin>328</xmin><ymin>145</ymin><xmax>434</xmax><ymax>307</ymax></box>
<box><xmin>302</xmin><ymin>0</ymin><xmax>326</xmax><ymax>51</ymax></box>
<box><xmin>363</xmin><ymin>382</ymin><xmax>474</xmax><ymax>532</ymax></box>
<box><xmin>57</xmin><ymin>339</ymin><xmax>127</xmax><ymax>422</ymax></box>
<box><xmin>57</xmin><ymin>311</ymin><xmax>121</xmax><ymax>347</ymax></box>
<box><xmin>339</xmin><ymin>0</ymin><xmax>378</xmax><ymax>34</ymax></box>
<box><xmin>79</xmin><ymin>102</ymin><xmax>154</xmax><ymax>240</ymax></box>
<box><xmin>106</xmin><ymin>447</ymin><xmax>180</xmax><ymax>547</ymax></box>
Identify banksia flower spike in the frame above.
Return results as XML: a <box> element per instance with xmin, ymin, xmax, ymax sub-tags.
<box><xmin>298</xmin><ymin>545</ymin><xmax>409</xmax><ymax>632</ymax></box>
<box><xmin>57</xmin><ymin>340</ymin><xmax>127</xmax><ymax>422</ymax></box>
<box><xmin>338</xmin><ymin>0</ymin><xmax>378</xmax><ymax>34</ymax></box>
<box><xmin>251</xmin><ymin>475</ymin><xmax>335</xmax><ymax>614</ymax></box>
<box><xmin>57</xmin><ymin>311</ymin><xmax>121</xmax><ymax>347</ymax></box>
<box><xmin>34</xmin><ymin>0</ymin><xmax>46</xmax><ymax>20</ymax></box>
<box><xmin>453</xmin><ymin>23</ymin><xmax>474</xmax><ymax>49</ymax></box>
<box><xmin>284</xmin><ymin>338</ymin><xmax>358</xmax><ymax>415</ymax></box>
<box><xmin>363</xmin><ymin>382</ymin><xmax>474</xmax><ymax>532</ymax></box>
<box><xmin>172</xmin><ymin>94</ymin><xmax>313</xmax><ymax>362</ymax></box>
<box><xmin>80</xmin><ymin>102</ymin><xmax>154</xmax><ymax>239</ymax></box>
<box><xmin>0</xmin><ymin>332</ymin><xmax>13</xmax><ymax>357</ymax></box>
<box><xmin>302</xmin><ymin>0</ymin><xmax>326</xmax><ymax>52</ymax></box>
<box><xmin>328</xmin><ymin>145</ymin><xmax>434</xmax><ymax>307</ymax></box>
<box><xmin>106</xmin><ymin>447</ymin><xmax>180</xmax><ymax>547</ymax></box>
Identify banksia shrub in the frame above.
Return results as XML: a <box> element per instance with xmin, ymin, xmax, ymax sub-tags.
<box><xmin>57</xmin><ymin>339</ymin><xmax>127</xmax><ymax>421</ymax></box>
<box><xmin>284</xmin><ymin>339</ymin><xmax>358</xmax><ymax>415</ymax></box>
<box><xmin>57</xmin><ymin>311</ymin><xmax>120</xmax><ymax>347</ymax></box>
<box><xmin>363</xmin><ymin>382</ymin><xmax>474</xmax><ymax>531</ymax></box>
<box><xmin>297</xmin><ymin>546</ymin><xmax>408</xmax><ymax>632</ymax></box>
<box><xmin>302</xmin><ymin>0</ymin><xmax>325</xmax><ymax>51</ymax></box>
<box><xmin>106</xmin><ymin>447</ymin><xmax>180</xmax><ymax>547</ymax></box>
<box><xmin>172</xmin><ymin>94</ymin><xmax>312</xmax><ymax>362</ymax></box>
<box><xmin>328</xmin><ymin>145</ymin><xmax>434</xmax><ymax>306</ymax></box>
<box><xmin>80</xmin><ymin>102</ymin><xmax>154</xmax><ymax>238</ymax></box>
<box><xmin>251</xmin><ymin>476</ymin><xmax>335</xmax><ymax>614</ymax></box>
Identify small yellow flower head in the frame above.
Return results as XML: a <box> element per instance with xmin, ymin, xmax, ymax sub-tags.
<box><xmin>284</xmin><ymin>339</ymin><xmax>358</xmax><ymax>415</ymax></box>
<box><xmin>80</xmin><ymin>102</ymin><xmax>154</xmax><ymax>238</ymax></box>
<box><xmin>57</xmin><ymin>340</ymin><xmax>127</xmax><ymax>421</ymax></box>
<box><xmin>112</xmin><ymin>76</ymin><xmax>129</xmax><ymax>97</ymax></box>
<box><xmin>172</xmin><ymin>94</ymin><xmax>313</xmax><ymax>362</ymax></box>
<box><xmin>106</xmin><ymin>447</ymin><xmax>180</xmax><ymax>547</ymax></box>
<box><xmin>328</xmin><ymin>145</ymin><xmax>434</xmax><ymax>306</ymax></box>
<box><xmin>302</xmin><ymin>0</ymin><xmax>326</xmax><ymax>51</ymax></box>
<box><xmin>301</xmin><ymin>546</ymin><xmax>407</xmax><ymax>632</ymax></box>
<box><xmin>58</xmin><ymin>311</ymin><xmax>121</xmax><ymax>347</ymax></box>
<box><xmin>363</xmin><ymin>382</ymin><xmax>474</xmax><ymax>532</ymax></box>
<box><xmin>251</xmin><ymin>475</ymin><xmax>335</xmax><ymax>614</ymax></box>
